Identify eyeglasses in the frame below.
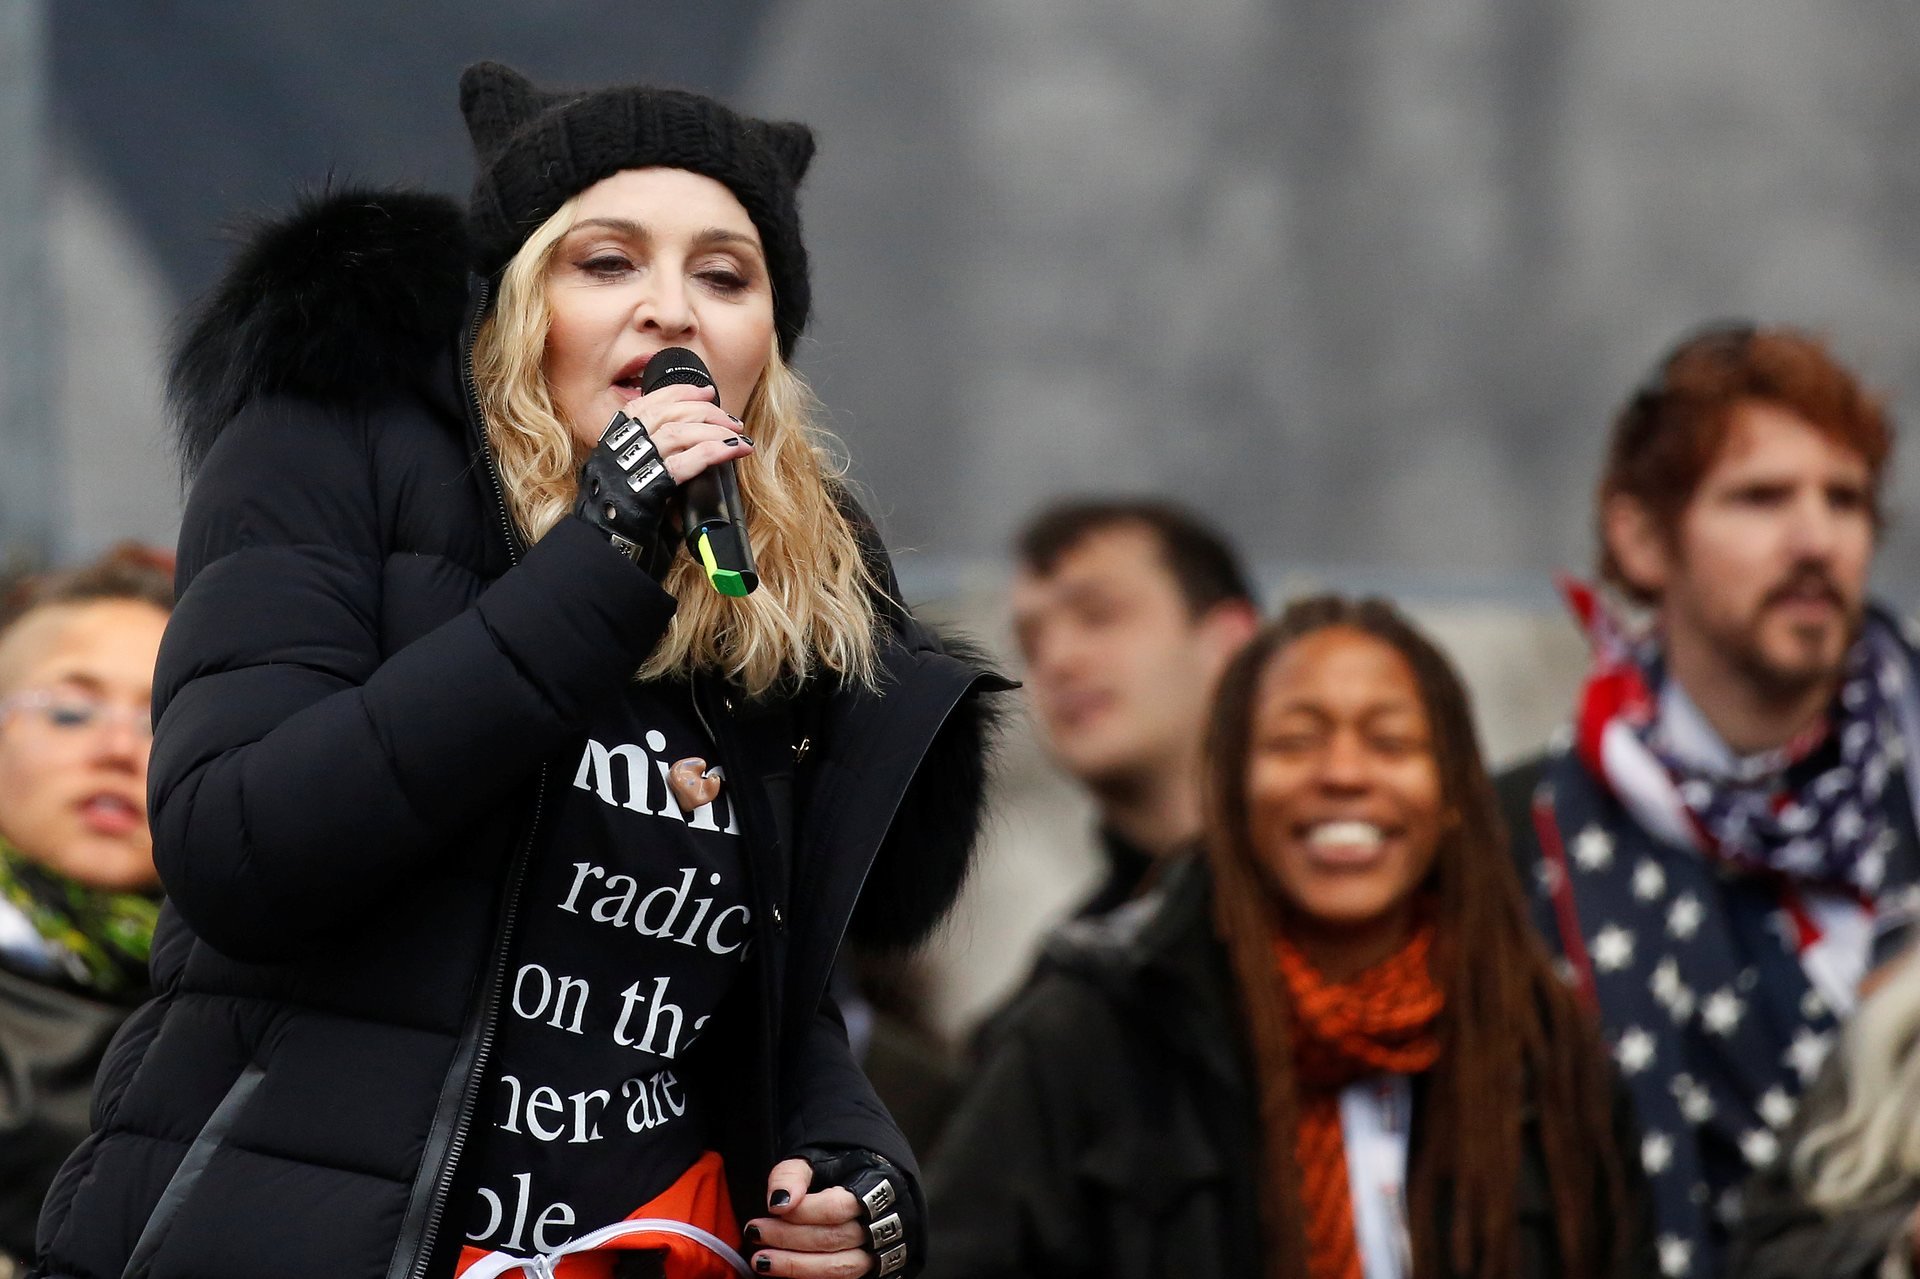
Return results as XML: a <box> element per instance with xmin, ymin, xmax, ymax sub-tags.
<box><xmin>0</xmin><ymin>690</ymin><xmax>153</xmax><ymax>741</ymax></box>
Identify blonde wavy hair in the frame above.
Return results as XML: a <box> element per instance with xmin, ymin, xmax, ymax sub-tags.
<box><xmin>1795</xmin><ymin>950</ymin><xmax>1920</xmax><ymax>1210</ymax></box>
<box><xmin>472</xmin><ymin>193</ymin><xmax>883</xmax><ymax>697</ymax></box>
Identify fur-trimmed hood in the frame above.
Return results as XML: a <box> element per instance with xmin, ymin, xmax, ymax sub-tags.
<box><xmin>168</xmin><ymin>187</ymin><xmax>473</xmax><ymax>478</ymax></box>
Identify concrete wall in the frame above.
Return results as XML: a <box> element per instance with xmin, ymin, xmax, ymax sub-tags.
<box><xmin>747</xmin><ymin>0</ymin><xmax>1920</xmax><ymax>607</ymax></box>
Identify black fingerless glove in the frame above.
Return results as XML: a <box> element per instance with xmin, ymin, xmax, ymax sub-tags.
<box><xmin>788</xmin><ymin>1146</ymin><xmax>921</xmax><ymax>1277</ymax></box>
<box><xmin>575</xmin><ymin>410</ymin><xmax>679</xmax><ymax>580</ymax></box>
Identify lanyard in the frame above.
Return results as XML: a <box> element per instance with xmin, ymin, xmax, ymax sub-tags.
<box><xmin>1340</xmin><ymin>1074</ymin><xmax>1413</xmax><ymax>1279</ymax></box>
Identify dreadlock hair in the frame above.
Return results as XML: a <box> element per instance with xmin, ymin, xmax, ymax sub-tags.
<box><xmin>1202</xmin><ymin>595</ymin><xmax>1634</xmax><ymax>1279</ymax></box>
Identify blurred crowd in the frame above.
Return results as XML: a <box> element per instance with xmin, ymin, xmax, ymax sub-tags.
<box><xmin>7</xmin><ymin>320</ymin><xmax>1920</xmax><ymax>1279</ymax></box>
<box><xmin>844</xmin><ymin>324</ymin><xmax>1920</xmax><ymax>1279</ymax></box>
<box><xmin>0</xmin><ymin>547</ymin><xmax>171</xmax><ymax>1273</ymax></box>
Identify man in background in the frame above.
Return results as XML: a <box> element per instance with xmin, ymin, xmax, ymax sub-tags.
<box><xmin>860</xmin><ymin>500</ymin><xmax>1259</xmax><ymax>1164</ymax></box>
<box><xmin>1499</xmin><ymin>324</ymin><xmax>1918</xmax><ymax>1278</ymax></box>
<box><xmin>1009</xmin><ymin>498</ymin><xmax>1259</xmax><ymax>915</ymax></box>
<box><xmin>0</xmin><ymin>546</ymin><xmax>172</xmax><ymax>1272</ymax></box>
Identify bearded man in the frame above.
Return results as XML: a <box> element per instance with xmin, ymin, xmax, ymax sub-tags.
<box><xmin>1499</xmin><ymin>324</ymin><xmax>1917</xmax><ymax>1279</ymax></box>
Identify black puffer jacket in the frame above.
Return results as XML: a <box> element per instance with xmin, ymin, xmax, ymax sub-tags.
<box><xmin>925</xmin><ymin>859</ymin><xmax>1656</xmax><ymax>1279</ymax></box>
<box><xmin>35</xmin><ymin>190</ymin><xmax>1006</xmax><ymax>1279</ymax></box>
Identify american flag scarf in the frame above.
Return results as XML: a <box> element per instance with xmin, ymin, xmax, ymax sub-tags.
<box><xmin>1566</xmin><ymin>578</ymin><xmax>1908</xmax><ymax>899</ymax></box>
<box><xmin>1521</xmin><ymin>584</ymin><xmax>1920</xmax><ymax>1277</ymax></box>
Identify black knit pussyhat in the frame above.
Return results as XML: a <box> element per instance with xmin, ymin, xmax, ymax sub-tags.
<box><xmin>460</xmin><ymin>61</ymin><xmax>816</xmax><ymax>358</ymax></box>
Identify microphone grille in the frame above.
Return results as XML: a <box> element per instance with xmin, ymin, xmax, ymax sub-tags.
<box><xmin>640</xmin><ymin>347</ymin><xmax>714</xmax><ymax>395</ymax></box>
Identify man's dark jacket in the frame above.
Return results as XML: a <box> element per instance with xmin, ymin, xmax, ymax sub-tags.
<box><xmin>34</xmin><ymin>190</ymin><xmax>1006</xmax><ymax>1279</ymax></box>
<box><xmin>924</xmin><ymin>859</ymin><xmax>1655</xmax><ymax>1279</ymax></box>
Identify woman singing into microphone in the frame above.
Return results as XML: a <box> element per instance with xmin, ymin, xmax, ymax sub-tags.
<box><xmin>37</xmin><ymin>62</ymin><xmax>1004</xmax><ymax>1279</ymax></box>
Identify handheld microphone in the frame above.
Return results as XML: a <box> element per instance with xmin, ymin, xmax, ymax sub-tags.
<box><xmin>639</xmin><ymin>347</ymin><xmax>760</xmax><ymax>597</ymax></box>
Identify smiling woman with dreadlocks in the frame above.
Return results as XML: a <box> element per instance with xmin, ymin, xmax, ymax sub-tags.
<box><xmin>926</xmin><ymin>595</ymin><xmax>1652</xmax><ymax>1279</ymax></box>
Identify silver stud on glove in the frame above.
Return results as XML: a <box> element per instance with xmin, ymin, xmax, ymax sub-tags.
<box><xmin>576</xmin><ymin>410</ymin><xmax>679</xmax><ymax>579</ymax></box>
<box><xmin>788</xmin><ymin>1146</ymin><xmax>920</xmax><ymax>1278</ymax></box>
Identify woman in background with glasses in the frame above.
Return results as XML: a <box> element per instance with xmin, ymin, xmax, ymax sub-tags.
<box><xmin>0</xmin><ymin>544</ymin><xmax>173</xmax><ymax>1271</ymax></box>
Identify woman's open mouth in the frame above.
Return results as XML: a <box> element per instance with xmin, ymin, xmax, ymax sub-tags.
<box><xmin>1300</xmin><ymin>819</ymin><xmax>1392</xmax><ymax>869</ymax></box>
<box><xmin>78</xmin><ymin>792</ymin><xmax>142</xmax><ymax>837</ymax></box>
<box><xmin>611</xmin><ymin>352</ymin><xmax>656</xmax><ymax>391</ymax></box>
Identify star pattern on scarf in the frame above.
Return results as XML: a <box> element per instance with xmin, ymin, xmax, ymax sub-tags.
<box><xmin>1574</xmin><ymin>825</ymin><xmax>1615</xmax><ymax>871</ymax></box>
<box><xmin>1701</xmin><ymin>987</ymin><xmax>1745</xmax><ymax>1036</ymax></box>
<box><xmin>1642</xmin><ymin>1130</ymin><xmax>1674</xmax><ymax>1175</ymax></box>
<box><xmin>1592</xmin><ymin>923</ymin><xmax>1635</xmax><ymax>972</ymax></box>
<box><xmin>1739</xmin><ymin>1129</ymin><xmax>1779</xmax><ymax>1169</ymax></box>
<box><xmin>1657</xmin><ymin>1233</ymin><xmax>1693</xmax><ymax>1277</ymax></box>
<box><xmin>1669</xmin><ymin>1073</ymin><xmax>1715</xmax><ymax>1123</ymax></box>
<box><xmin>1649</xmin><ymin>957</ymin><xmax>1696</xmax><ymax>1022</ymax></box>
<box><xmin>1648</xmin><ymin>626</ymin><xmax>1907</xmax><ymax>894</ymax></box>
<box><xmin>1758</xmin><ymin>1087</ymin><xmax>1796</xmax><ymax>1130</ymax></box>
<box><xmin>1667</xmin><ymin>893</ymin><xmax>1704</xmax><ymax>940</ymax></box>
<box><xmin>1786</xmin><ymin>1027</ymin><xmax>1833</xmax><ymax>1083</ymax></box>
<box><xmin>1615</xmin><ymin>1025</ymin><xmax>1656</xmax><ymax>1075</ymax></box>
<box><xmin>1860</xmin><ymin>845</ymin><xmax>1889</xmax><ymax>892</ymax></box>
<box><xmin>1633</xmin><ymin>858</ymin><xmax>1667</xmax><ymax>901</ymax></box>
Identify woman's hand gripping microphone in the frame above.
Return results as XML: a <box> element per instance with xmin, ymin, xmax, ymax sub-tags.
<box><xmin>575</xmin><ymin>410</ymin><xmax>681</xmax><ymax>580</ymax></box>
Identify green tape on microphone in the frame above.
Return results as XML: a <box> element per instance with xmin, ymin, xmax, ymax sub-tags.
<box><xmin>693</xmin><ymin>524</ymin><xmax>757</xmax><ymax>597</ymax></box>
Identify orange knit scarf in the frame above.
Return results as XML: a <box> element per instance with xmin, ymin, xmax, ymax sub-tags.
<box><xmin>1276</xmin><ymin>923</ymin><xmax>1444</xmax><ymax>1279</ymax></box>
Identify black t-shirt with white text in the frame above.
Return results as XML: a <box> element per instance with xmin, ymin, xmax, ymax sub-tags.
<box><xmin>459</xmin><ymin>680</ymin><xmax>753</xmax><ymax>1257</ymax></box>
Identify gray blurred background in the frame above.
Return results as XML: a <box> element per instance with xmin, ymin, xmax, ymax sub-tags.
<box><xmin>4</xmin><ymin>0</ymin><xmax>1918</xmax><ymax>1029</ymax></box>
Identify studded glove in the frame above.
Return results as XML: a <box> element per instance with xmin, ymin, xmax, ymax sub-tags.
<box><xmin>574</xmin><ymin>410</ymin><xmax>680</xmax><ymax>580</ymax></box>
<box><xmin>787</xmin><ymin>1146</ymin><xmax>920</xmax><ymax>1277</ymax></box>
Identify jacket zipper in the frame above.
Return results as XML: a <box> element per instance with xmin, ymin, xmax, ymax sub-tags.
<box><xmin>404</xmin><ymin>280</ymin><xmax>546</xmax><ymax>1279</ymax></box>
<box><xmin>690</xmin><ymin>678</ymin><xmax>788</xmax><ymax>1167</ymax></box>
<box><xmin>690</xmin><ymin>684</ymin><xmax>786</xmax><ymax>936</ymax></box>
<box><xmin>409</xmin><ymin>770</ymin><xmax>546</xmax><ymax>1279</ymax></box>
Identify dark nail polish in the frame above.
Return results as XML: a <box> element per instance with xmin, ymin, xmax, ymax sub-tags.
<box><xmin>736</xmin><ymin>432</ymin><xmax>755</xmax><ymax>446</ymax></box>
<box><xmin>744</xmin><ymin>1224</ymin><xmax>762</xmax><ymax>1246</ymax></box>
<box><xmin>755</xmin><ymin>1255</ymin><xmax>773</xmax><ymax>1273</ymax></box>
<box><xmin>769</xmin><ymin>1189</ymin><xmax>791</xmax><ymax>1209</ymax></box>
<box><xmin>724</xmin><ymin>437</ymin><xmax>744</xmax><ymax>447</ymax></box>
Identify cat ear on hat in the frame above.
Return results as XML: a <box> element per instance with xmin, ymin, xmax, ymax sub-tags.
<box><xmin>764</xmin><ymin>121</ymin><xmax>816</xmax><ymax>185</ymax></box>
<box><xmin>460</xmin><ymin>61</ymin><xmax>547</xmax><ymax>161</ymax></box>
